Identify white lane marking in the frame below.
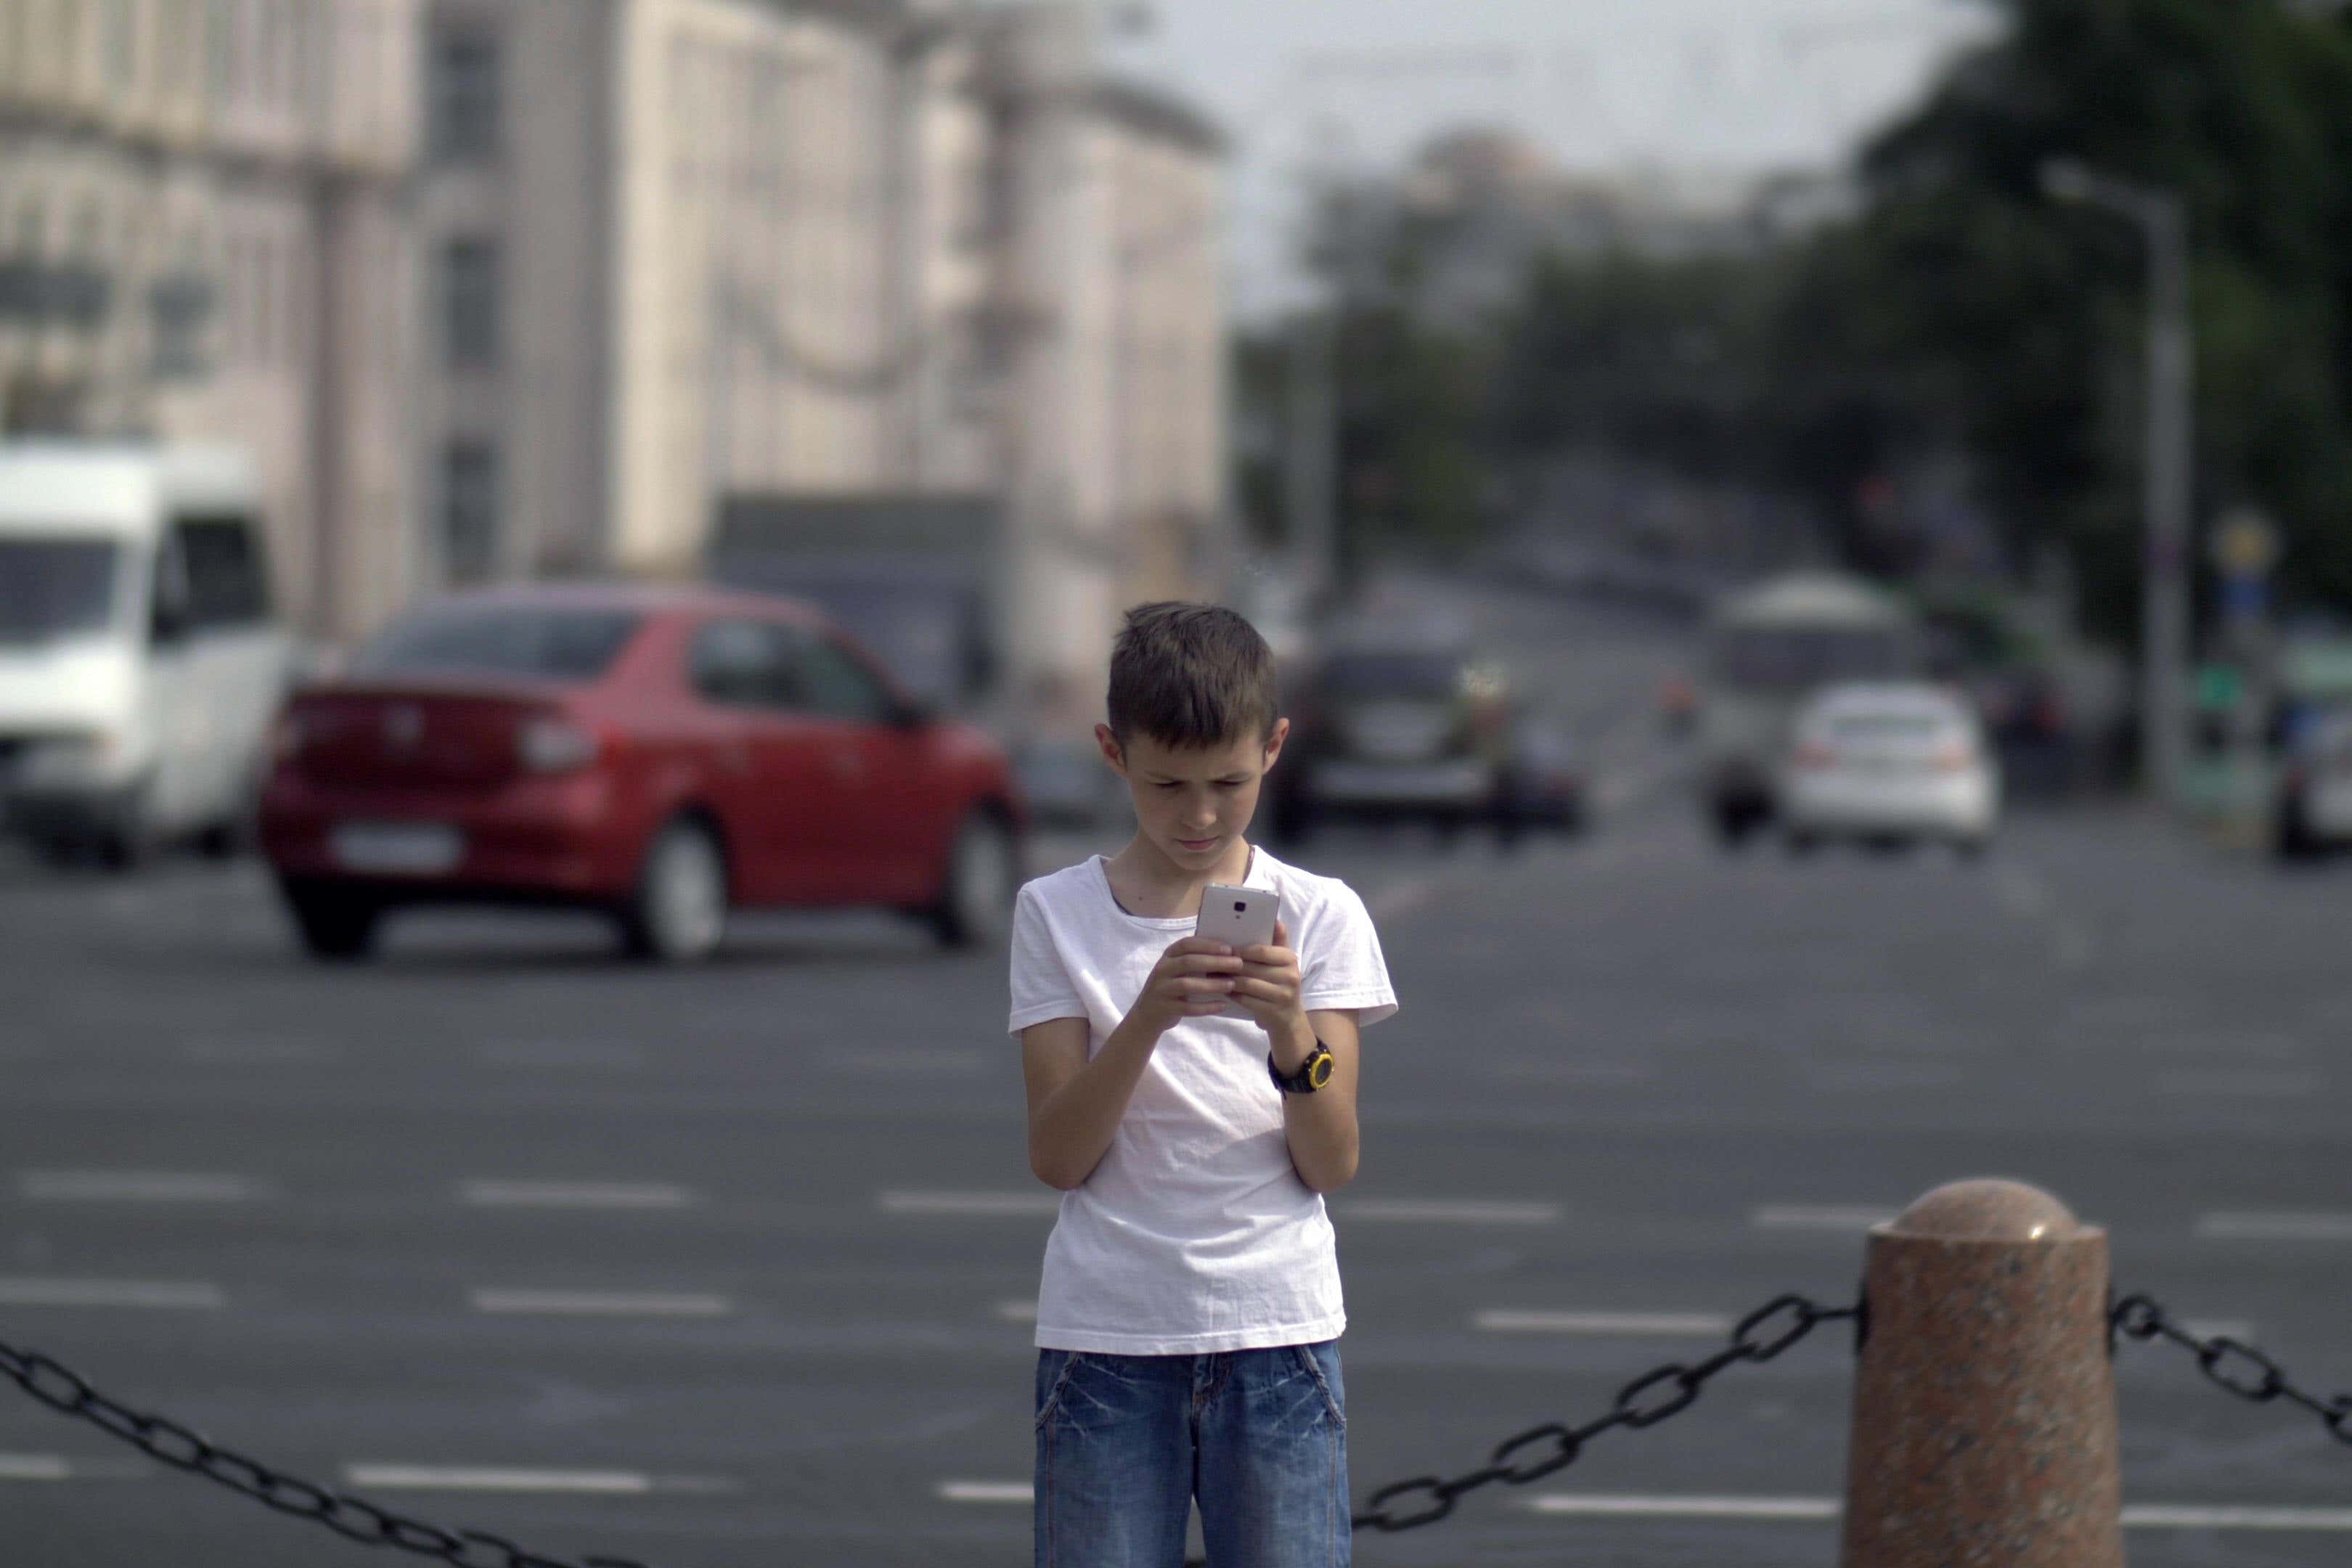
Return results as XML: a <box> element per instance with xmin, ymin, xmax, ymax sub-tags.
<box><xmin>0</xmin><ymin>1455</ymin><xmax>74</xmax><ymax>1482</ymax></box>
<box><xmin>939</xmin><ymin>1480</ymin><xmax>1034</xmax><ymax>1504</ymax></box>
<box><xmin>1521</xmin><ymin>1496</ymin><xmax>2352</xmax><ymax>1532</ymax></box>
<box><xmin>481</xmin><ymin>1041</ymin><xmax>647</xmax><ymax>1071</ymax></box>
<box><xmin>2121</xmin><ymin>1505</ymin><xmax>2352</xmax><ymax>1532</ymax></box>
<box><xmin>0</xmin><ymin>1278</ymin><xmax>224</xmax><ymax>1310</ymax></box>
<box><xmin>2156</xmin><ymin>1069</ymin><xmax>2323</xmax><ymax>1099</ymax></box>
<box><xmin>1342</xmin><ymin>1199</ymin><xmax>1561</xmax><ymax>1225</ymax></box>
<box><xmin>1530</xmin><ymin>1494</ymin><xmax>1837</xmax><ymax>1522</ymax></box>
<box><xmin>1476</xmin><ymin>1310</ymin><xmax>1732</xmax><ymax>1337</ymax></box>
<box><xmin>458</xmin><ymin>1180</ymin><xmax>698</xmax><ymax>1211</ymax></box>
<box><xmin>470</xmin><ymin>1289</ymin><xmax>734</xmax><ymax>1319</ymax></box>
<box><xmin>1366</xmin><ymin>877</ymin><xmax>1437</xmax><ymax>920</ymax></box>
<box><xmin>878</xmin><ymin>1191</ymin><xmax>1061</xmax><ymax>1217</ymax></box>
<box><xmin>1752</xmin><ymin>1205</ymin><xmax>1897</xmax><ymax>1233</ymax></box>
<box><xmin>2197</xmin><ymin>1212</ymin><xmax>2352</xmax><ymax>1243</ymax></box>
<box><xmin>995</xmin><ymin>1299</ymin><xmax>1040</xmax><ymax>1323</ymax></box>
<box><xmin>343</xmin><ymin>1466</ymin><xmax>658</xmax><ymax>1495</ymax></box>
<box><xmin>17</xmin><ymin>1170</ymin><xmax>269</xmax><ymax>1204</ymax></box>
<box><xmin>885</xmin><ymin>1192</ymin><xmax>1560</xmax><ymax>1225</ymax></box>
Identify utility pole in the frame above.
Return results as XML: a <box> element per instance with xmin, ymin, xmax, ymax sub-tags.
<box><xmin>1283</xmin><ymin>306</ymin><xmax>1336</xmax><ymax>611</ymax></box>
<box><xmin>2041</xmin><ymin>159</ymin><xmax>2194</xmax><ymax>804</ymax></box>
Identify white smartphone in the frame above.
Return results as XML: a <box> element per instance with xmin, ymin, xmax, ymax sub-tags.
<box><xmin>1194</xmin><ymin>883</ymin><xmax>1280</xmax><ymax>1019</ymax></box>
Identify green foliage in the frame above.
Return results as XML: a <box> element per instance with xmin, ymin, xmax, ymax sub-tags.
<box><xmin>1233</xmin><ymin>0</ymin><xmax>2352</xmax><ymax>631</ymax></box>
<box><xmin>1836</xmin><ymin>0</ymin><xmax>2352</xmax><ymax>637</ymax></box>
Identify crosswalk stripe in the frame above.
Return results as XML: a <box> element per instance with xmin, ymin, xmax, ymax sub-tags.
<box><xmin>0</xmin><ymin>1278</ymin><xmax>224</xmax><ymax>1310</ymax></box>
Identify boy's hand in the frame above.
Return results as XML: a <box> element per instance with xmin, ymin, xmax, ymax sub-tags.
<box><xmin>1228</xmin><ymin>919</ymin><xmax>1305</xmax><ymax>1034</ymax></box>
<box><xmin>1135</xmin><ymin>936</ymin><xmax>1246</xmax><ymax>1035</ymax></box>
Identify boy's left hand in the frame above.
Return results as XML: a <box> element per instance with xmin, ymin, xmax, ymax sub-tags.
<box><xmin>1230</xmin><ymin>919</ymin><xmax>1305</xmax><ymax>1033</ymax></box>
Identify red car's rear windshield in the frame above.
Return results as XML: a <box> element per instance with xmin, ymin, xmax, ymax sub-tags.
<box><xmin>351</xmin><ymin>605</ymin><xmax>643</xmax><ymax>682</ymax></box>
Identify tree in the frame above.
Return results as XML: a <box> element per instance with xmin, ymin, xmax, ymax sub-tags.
<box><xmin>1818</xmin><ymin>0</ymin><xmax>2352</xmax><ymax>637</ymax></box>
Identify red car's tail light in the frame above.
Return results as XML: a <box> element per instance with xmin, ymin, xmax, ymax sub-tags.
<box><xmin>518</xmin><ymin>716</ymin><xmax>601</xmax><ymax>773</ymax></box>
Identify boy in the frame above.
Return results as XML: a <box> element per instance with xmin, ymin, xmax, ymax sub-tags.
<box><xmin>1009</xmin><ymin>602</ymin><xmax>1397</xmax><ymax>1567</ymax></box>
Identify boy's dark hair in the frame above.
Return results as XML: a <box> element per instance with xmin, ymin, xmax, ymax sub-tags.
<box><xmin>1106</xmin><ymin>602</ymin><xmax>1279</xmax><ymax>751</ymax></box>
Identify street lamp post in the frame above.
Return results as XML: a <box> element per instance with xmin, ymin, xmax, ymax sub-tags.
<box><xmin>2040</xmin><ymin>158</ymin><xmax>2194</xmax><ymax>804</ymax></box>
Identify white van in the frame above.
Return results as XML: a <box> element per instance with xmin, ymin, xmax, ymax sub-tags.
<box><xmin>0</xmin><ymin>443</ymin><xmax>295</xmax><ymax>866</ymax></box>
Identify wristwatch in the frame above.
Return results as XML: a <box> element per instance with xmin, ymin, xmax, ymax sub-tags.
<box><xmin>1268</xmin><ymin>1040</ymin><xmax>1334</xmax><ymax>1095</ymax></box>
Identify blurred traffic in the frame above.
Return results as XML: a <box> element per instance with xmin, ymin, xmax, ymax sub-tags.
<box><xmin>9</xmin><ymin>2</ymin><xmax>2352</xmax><ymax>1565</ymax></box>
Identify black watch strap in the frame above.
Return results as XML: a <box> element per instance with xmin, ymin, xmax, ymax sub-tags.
<box><xmin>1269</xmin><ymin>1042</ymin><xmax>1334</xmax><ymax>1094</ymax></box>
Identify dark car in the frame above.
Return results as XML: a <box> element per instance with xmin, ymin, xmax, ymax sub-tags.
<box><xmin>259</xmin><ymin>583</ymin><xmax>1026</xmax><ymax>961</ymax></box>
<box><xmin>1267</xmin><ymin>633</ymin><xmax>1583</xmax><ymax>849</ymax></box>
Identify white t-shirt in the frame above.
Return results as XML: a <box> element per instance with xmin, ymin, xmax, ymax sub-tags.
<box><xmin>1008</xmin><ymin>844</ymin><xmax>1398</xmax><ymax>1355</ymax></box>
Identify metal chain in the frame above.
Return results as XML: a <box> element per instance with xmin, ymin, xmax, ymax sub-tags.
<box><xmin>1351</xmin><ymin>1291</ymin><xmax>1863</xmax><ymax>1533</ymax></box>
<box><xmin>0</xmin><ymin>1336</ymin><xmax>650</xmax><ymax>1568</ymax></box>
<box><xmin>2111</xmin><ymin>1294</ymin><xmax>2352</xmax><ymax>1448</ymax></box>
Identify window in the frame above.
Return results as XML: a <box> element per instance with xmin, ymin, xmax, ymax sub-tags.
<box><xmin>354</xmin><ymin>605</ymin><xmax>642</xmax><ymax>682</ymax></box>
<box><xmin>428</xmin><ymin>25</ymin><xmax>501</xmax><ymax>163</ymax></box>
<box><xmin>440</xmin><ymin>441</ymin><xmax>499</xmax><ymax>584</ymax></box>
<box><xmin>794</xmin><ymin>637</ymin><xmax>894</xmax><ymax>724</ymax></box>
<box><xmin>150</xmin><ymin>258</ymin><xmax>215</xmax><ymax>382</ymax></box>
<box><xmin>441</xmin><ymin>237</ymin><xmax>499</xmax><ymax>368</ymax></box>
<box><xmin>172</xmin><ymin>515</ymin><xmax>272</xmax><ymax>629</ymax></box>
<box><xmin>0</xmin><ymin>539</ymin><xmax>121</xmax><ymax>645</ymax></box>
<box><xmin>689</xmin><ymin>619</ymin><xmax>799</xmax><ymax>709</ymax></box>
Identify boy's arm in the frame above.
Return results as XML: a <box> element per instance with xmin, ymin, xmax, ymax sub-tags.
<box><xmin>1270</xmin><ymin>1008</ymin><xmax>1360</xmax><ymax>1193</ymax></box>
<box><xmin>1021</xmin><ymin>1013</ymin><xmax>1164</xmax><ymax>1191</ymax></box>
<box><xmin>1021</xmin><ymin>935</ymin><xmax>1244</xmax><ymax>1191</ymax></box>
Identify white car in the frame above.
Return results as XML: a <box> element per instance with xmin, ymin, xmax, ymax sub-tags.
<box><xmin>2276</xmin><ymin>709</ymin><xmax>2352</xmax><ymax>859</ymax></box>
<box><xmin>1779</xmin><ymin>683</ymin><xmax>1998</xmax><ymax>854</ymax></box>
<box><xmin>0</xmin><ymin>442</ymin><xmax>294</xmax><ymax>867</ymax></box>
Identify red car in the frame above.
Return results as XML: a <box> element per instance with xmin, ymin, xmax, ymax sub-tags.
<box><xmin>260</xmin><ymin>583</ymin><xmax>1026</xmax><ymax>962</ymax></box>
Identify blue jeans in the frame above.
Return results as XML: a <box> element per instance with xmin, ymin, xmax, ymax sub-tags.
<box><xmin>1034</xmin><ymin>1340</ymin><xmax>1349</xmax><ymax>1568</ymax></box>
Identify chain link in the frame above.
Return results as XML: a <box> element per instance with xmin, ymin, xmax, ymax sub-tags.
<box><xmin>0</xmin><ymin>1336</ymin><xmax>649</xmax><ymax>1568</ymax></box>
<box><xmin>1352</xmin><ymin>1291</ymin><xmax>1861</xmax><ymax>1533</ymax></box>
<box><xmin>2111</xmin><ymin>1294</ymin><xmax>2352</xmax><ymax>1447</ymax></box>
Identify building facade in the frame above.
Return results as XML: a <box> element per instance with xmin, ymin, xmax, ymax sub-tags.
<box><xmin>417</xmin><ymin>0</ymin><xmax>1225</xmax><ymax>727</ymax></box>
<box><xmin>0</xmin><ymin>0</ymin><xmax>421</xmax><ymax>637</ymax></box>
<box><xmin>4</xmin><ymin>0</ymin><xmax>1228</xmax><ymax>699</ymax></box>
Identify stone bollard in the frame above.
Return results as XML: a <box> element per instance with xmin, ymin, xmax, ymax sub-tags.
<box><xmin>1838</xmin><ymin>1179</ymin><xmax>2124</xmax><ymax>1568</ymax></box>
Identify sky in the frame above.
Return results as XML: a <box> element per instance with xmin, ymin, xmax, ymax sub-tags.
<box><xmin>1098</xmin><ymin>0</ymin><xmax>2004</xmax><ymax>317</ymax></box>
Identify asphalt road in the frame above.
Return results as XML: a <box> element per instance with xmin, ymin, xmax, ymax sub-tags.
<box><xmin>4</xmin><ymin>603</ymin><xmax>2350</xmax><ymax>1568</ymax></box>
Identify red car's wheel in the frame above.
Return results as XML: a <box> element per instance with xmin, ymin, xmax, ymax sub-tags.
<box><xmin>618</xmin><ymin>817</ymin><xmax>730</xmax><ymax>963</ymax></box>
<box><xmin>930</xmin><ymin>810</ymin><xmax>1018</xmax><ymax>949</ymax></box>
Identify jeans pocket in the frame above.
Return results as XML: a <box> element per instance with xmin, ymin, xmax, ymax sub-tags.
<box><xmin>1290</xmin><ymin>1343</ymin><xmax>1346</xmax><ymax>1431</ymax></box>
<box><xmin>1034</xmin><ymin>1350</ymin><xmax>1085</xmax><ymax>1432</ymax></box>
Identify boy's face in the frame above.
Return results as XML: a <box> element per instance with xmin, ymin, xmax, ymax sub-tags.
<box><xmin>1096</xmin><ymin>720</ymin><xmax>1289</xmax><ymax>870</ymax></box>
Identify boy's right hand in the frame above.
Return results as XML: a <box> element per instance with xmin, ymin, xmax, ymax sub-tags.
<box><xmin>1134</xmin><ymin>936</ymin><xmax>1244</xmax><ymax>1034</ymax></box>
